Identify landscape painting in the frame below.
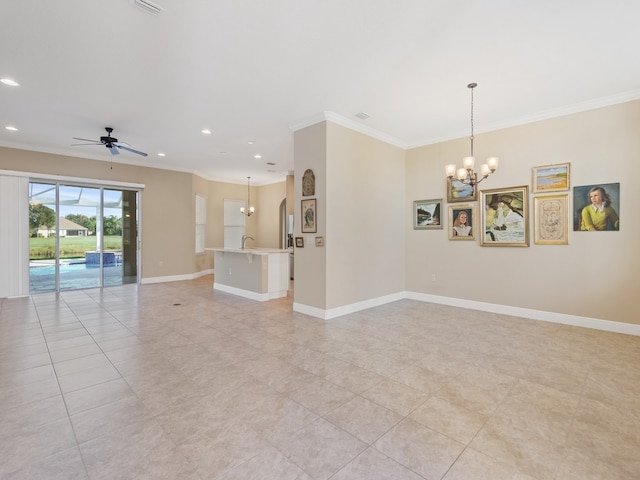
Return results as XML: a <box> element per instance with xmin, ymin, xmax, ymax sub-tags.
<box><xmin>413</xmin><ymin>199</ymin><xmax>443</xmax><ymax>230</ymax></box>
<box><xmin>532</xmin><ymin>163</ymin><xmax>570</xmax><ymax>193</ymax></box>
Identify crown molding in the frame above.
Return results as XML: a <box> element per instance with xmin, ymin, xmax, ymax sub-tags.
<box><xmin>289</xmin><ymin>111</ymin><xmax>408</xmax><ymax>149</ymax></box>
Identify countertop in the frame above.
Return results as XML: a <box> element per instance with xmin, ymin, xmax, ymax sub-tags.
<box><xmin>206</xmin><ymin>247</ymin><xmax>290</xmax><ymax>254</ymax></box>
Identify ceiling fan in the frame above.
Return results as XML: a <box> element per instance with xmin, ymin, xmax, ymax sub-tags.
<box><xmin>72</xmin><ymin>127</ymin><xmax>148</xmax><ymax>156</ymax></box>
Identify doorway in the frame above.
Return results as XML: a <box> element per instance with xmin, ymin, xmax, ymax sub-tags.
<box><xmin>28</xmin><ymin>181</ymin><xmax>139</xmax><ymax>292</ymax></box>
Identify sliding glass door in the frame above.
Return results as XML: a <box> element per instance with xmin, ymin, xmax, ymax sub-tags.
<box><xmin>29</xmin><ymin>181</ymin><xmax>139</xmax><ymax>292</ymax></box>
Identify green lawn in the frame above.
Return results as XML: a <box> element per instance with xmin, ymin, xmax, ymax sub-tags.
<box><xmin>30</xmin><ymin>236</ymin><xmax>122</xmax><ymax>260</ymax></box>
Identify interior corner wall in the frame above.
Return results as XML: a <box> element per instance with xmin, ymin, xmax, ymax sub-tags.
<box><xmin>325</xmin><ymin>122</ymin><xmax>406</xmax><ymax>309</ymax></box>
<box><xmin>405</xmin><ymin>100</ymin><xmax>640</xmax><ymax>325</ymax></box>
<box><xmin>293</xmin><ymin>122</ymin><xmax>327</xmax><ymax>310</ymax></box>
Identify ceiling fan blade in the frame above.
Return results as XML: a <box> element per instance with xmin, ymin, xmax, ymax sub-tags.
<box><xmin>109</xmin><ymin>146</ymin><xmax>120</xmax><ymax>155</ymax></box>
<box><xmin>71</xmin><ymin>142</ymin><xmax>102</xmax><ymax>146</ymax></box>
<box><xmin>73</xmin><ymin>137</ymin><xmax>99</xmax><ymax>143</ymax></box>
<box><xmin>116</xmin><ymin>144</ymin><xmax>148</xmax><ymax>157</ymax></box>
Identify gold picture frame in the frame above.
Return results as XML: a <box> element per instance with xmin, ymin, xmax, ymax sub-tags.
<box><xmin>532</xmin><ymin>163</ymin><xmax>570</xmax><ymax>193</ymax></box>
<box><xmin>413</xmin><ymin>199</ymin><xmax>443</xmax><ymax>229</ymax></box>
<box><xmin>480</xmin><ymin>186</ymin><xmax>529</xmax><ymax>247</ymax></box>
<box><xmin>534</xmin><ymin>194</ymin><xmax>569</xmax><ymax>245</ymax></box>
<box><xmin>447</xmin><ymin>177</ymin><xmax>477</xmax><ymax>203</ymax></box>
<box><xmin>448</xmin><ymin>204</ymin><xmax>476</xmax><ymax>241</ymax></box>
<box><xmin>301</xmin><ymin>199</ymin><xmax>317</xmax><ymax>233</ymax></box>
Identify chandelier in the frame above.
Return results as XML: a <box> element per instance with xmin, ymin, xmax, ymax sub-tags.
<box><xmin>445</xmin><ymin>83</ymin><xmax>499</xmax><ymax>186</ymax></box>
<box><xmin>240</xmin><ymin>176</ymin><xmax>255</xmax><ymax>216</ymax></box>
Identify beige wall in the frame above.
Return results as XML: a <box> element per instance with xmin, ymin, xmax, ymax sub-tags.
<box><xmin>406</xmin><ymin>100</ymin><xmax>640</xmax><ymax>325</ymax></box>
<box><xmin>293</xmin><ymin>121</ymin><xmax>406</xmax><ymax>311</ymax></box>
<box><xmin>256</xmin><ymin>181</ymin><xmax>287</xmax><ymax>248</ymax></box>
<box><xmin>293</xmin><ymin>122</ymin><xmax>327</xmax><ymax>308</ymax></box>
<box><xmin>0</xmin><ymin>147</ymin><xmax>285</xmax><ymax>282</ymax></box>
<box><xmin>325</xmin><ymin>122</ymin><xmax>406</xmax><ymax>309</ymax></box>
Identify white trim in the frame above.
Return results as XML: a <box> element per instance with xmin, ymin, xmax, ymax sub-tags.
<box><xmin>0</xmin><ymin>169</ymin><xmax>145</xmax><ymax>190</ymax></box>
<box><xmin>213</xmin><ymin>282</ymin><xmax>287</xmax><ymax>302</ymax></box>
<box><xmin>294</xmin><ymin>292</ymin><xmax>406</xmax><ymax>320</ymax></box>
<box><xmin>406</xmin><ymin>292</ymin><xmax>640</xmax><ymax>337</ymax></box>
<box><xmin>293</xmin><ymin>290</ymin><xmax>640</xmax><ymax>337</ymax></box>
<box><xmin>408</xmin><ymin>89</ymin><xmax>640</xmax><ymax>149</ymax></box>
<box><xmin>141</xmin><ymin>269</ymin><xmax>213</xmax><ymax>285</ymax></box>
<box><xmin>289</xmin><ymin>111</ymin><xmax>408</xmax><ymax>149</ymax></box>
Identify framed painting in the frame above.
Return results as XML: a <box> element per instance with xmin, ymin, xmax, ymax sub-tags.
<box><xmin>480</xmin><ymin>186</ymin><xmax>529</xmax><ymax>246</ymax></box>
<box><xmin>448</xmin><ymin>204</ymin><xmax>475</xmax><ymax>240</ymax></box>
<box><xmin>534</xmin><ymin>194</ymin><xmax>568</xmax><ymax>245</ymax></box>
<box><xmin>301</xmin><ymin>198</ymin><xmax>317</xmax><ymax>233</ymax></box>
<box><xmin>295</xmin><ymin>236</ymin><xmax>304</xmax><ymax>248</ymax></box>
<box><xmin>447</xmin><ymin>177</ymin><xmax>477</xmax><ymax>203</ymax></box>
<box><xmin>413</xmin><ymin>199</ymin><xmax>443</xmax><ymax>229</ymax></box>
<box><xmin>573</xmin><ymin>183</ymin><xmax>620</xmax><ymax>231</ymax></box>
<box><xmin>532</xmin><ymin>163</ymin><xmax>570</xmax><ymax>193</ymax></box>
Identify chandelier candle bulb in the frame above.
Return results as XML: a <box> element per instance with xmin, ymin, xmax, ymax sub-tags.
<box><xmin>457</xmin><ymin>168</ymin><xmax>468</xmax><ymax>181</ymax></box>
<box><xmin>480</xmin><ymin>164</ymin><xmax>492</xmax><ymax>176</ymax></box>
<box><xmin>445</xmin><ymin>164</ymin><xmax>457</xmax><ymax>177</ymax></box>
<box><xmin>463</xmin><ymin>156</ymin><xmax>475</xmax><ymax>170</ymax></box>
<box><xmin>487</xmin><ymin>157</ymin><xmax>499</xmax><ymax>170</ymax></box>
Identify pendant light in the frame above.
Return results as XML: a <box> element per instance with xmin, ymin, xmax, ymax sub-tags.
<box><xmin>445</xmin><ymin>83</ymin><xmax>499</xmax><ymax>186</ymax></box>
<box><xmin>240</xmin><ymin>177</ymin><xmax>255</xmax><ymax>216</ymax></box>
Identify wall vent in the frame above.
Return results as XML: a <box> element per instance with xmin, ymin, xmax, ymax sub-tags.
<box><xmin>131</xmin><ymin>0</ymin><xmax>162</xmax><ymax>15</ymax></box>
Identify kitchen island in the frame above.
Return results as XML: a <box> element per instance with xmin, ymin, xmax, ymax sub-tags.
<box><xmin>208</xmin><ymin>248</ymin><xmax>290</xmax><ymax>301</ymax></box>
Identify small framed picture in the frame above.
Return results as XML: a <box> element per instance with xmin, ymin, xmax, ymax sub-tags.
<box><xmin>480</xmin><ymin>185</ymin><xmax>529</xmax><ymax>247</ymax></box>
<box><xmin>448</xmin><ymin>204</ymin><xmax>476</xmax><ymax>240</ymax></box>
<box><xmin>315</xmin><ymin>236</ymin><xmax>324</xmax><ymax>247</ymax></box>
<box><xmin>413</xmin><ymin>199</ymin><xmax>443</xmax><ymax>229</ymax></box>
<box><xmin>532</xmin><ymin>163</ymin><xmax>570</xmax><ymax>193</ymax></box>
<box><xmin>534</xmin><ymin>194</ymin><xmax>569</xmax><ymax>245</ymax></box>
<box><xmin>447</xmin><ymin>177</ymin><xmax>477</xmax><ymax>203</ymax></box>
<box><xmin>301</xmin><ymin>199</ymin><xmax>317</xmax><ymax>233</ymax></box>
<box><xmin>295</xmin><ymin>237</ymin><xmax>304</xmax><ymax>248</ymax></box>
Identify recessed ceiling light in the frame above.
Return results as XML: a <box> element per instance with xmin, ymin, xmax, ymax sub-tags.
<box><xmin>201</xmin><ymin>129</ymin><xmax>212</xmax><ymax>135</ymax></box>
<box><xmin>247</xmin><ymin>141</ymin><xmax>254</xmax><ymax>145</ymax></box>
<box><xmin>254</xmin><ymin>154</ymin><xmax>262</xmax><ymax>159</ymax></box>
<box><xmin>157</xmin><ymin>152</ymin><xmax>166</xmax><ymax>157</ymax></box>
<box><xmin>266</xmin><ymin>162</ymin><xmax>276</xmax><ymax>166</ymax></box>
<box><xmin>5</xmin><ymin>126</ymin><xmax>18</xmax><ymax>131</ymax></box>
<box><xmin>356</xmin><ymin>112</ymin><xmax>371</xmax><ymax>120</ymax></box>
<box><xmin>1</xmin><ymin>78</ymin><xmax>19</xmax><ymax>87</ymax></box>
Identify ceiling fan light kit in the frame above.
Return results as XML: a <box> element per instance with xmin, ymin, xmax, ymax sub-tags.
<box><xmin>72</xmin><ymin>127</ymin><xmax>148</xmax><ymax>157</ymax></box>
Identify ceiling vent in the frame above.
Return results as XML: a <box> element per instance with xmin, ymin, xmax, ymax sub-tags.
<box><xmin>131</xmin><ymin>0</ymin><xmax>162</xmax><ymax>15</ymax></box>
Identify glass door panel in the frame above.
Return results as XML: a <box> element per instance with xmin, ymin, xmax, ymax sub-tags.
<box><xmin>103</xmin><ymin>189</ymin><xmax>138</xmax><ymax>286</ymax></box>
<box><xmin>59</xmin><ymin>185</ymin><xmax>101</xmax><ymax>291</ymax></box>
<box><xmin>28</xmin><ymin>182</ymin><xmax>58</xmax><ymax>292</ymax></box>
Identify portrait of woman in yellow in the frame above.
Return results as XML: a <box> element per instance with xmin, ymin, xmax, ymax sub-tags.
<box><xmin>579</xmin><ymin>185</ymin><xmax>619</xmax><ymax>231</ymax></box>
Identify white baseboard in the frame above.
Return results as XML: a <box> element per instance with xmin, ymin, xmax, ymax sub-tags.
<box><xmin>141</xmin><ymin>269</ymin><xmax>213</xmax><ymax>285</ymax></box>
<box><xmin>213</xmin><ymin>283</ymin><xmax>287</xmax><ymax>302</ymax></box>
<box><xmin>294</xmin><ymin>292</ymin><xmax>405</xmax><ymax>320</ymax></box>
<box><xmin>294</xmin><ymin>291</ymin><xmax>640</xmax><ymax>336</ymax></box>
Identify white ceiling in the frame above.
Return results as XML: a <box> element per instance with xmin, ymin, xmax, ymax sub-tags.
<box><xmin>1</xmin><ymin>1</ymin><xmax>639</xmax><ymax>185</ymax></box>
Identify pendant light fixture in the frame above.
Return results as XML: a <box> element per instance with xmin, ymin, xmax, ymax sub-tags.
<box><xmin>240</xmin><ymin>176</ymin><xmax>255</xmax><ymax>216</ymax></box>
<box><xmin>445</xmin><ymin>83</ymin><xmax>499</xmax><ymax>186</ymax></box>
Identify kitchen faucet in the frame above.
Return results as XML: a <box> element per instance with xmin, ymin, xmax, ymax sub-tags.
<box><xmin>241</xmin><ymin>235</ymin><xmax>254</xmax><ymax>249</ymax></box>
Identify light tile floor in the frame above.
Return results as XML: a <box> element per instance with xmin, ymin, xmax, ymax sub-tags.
<box><xmin>1</xmin><ymin>276</ymin><xmax>639</xmax><ymax>479</ymax></box>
